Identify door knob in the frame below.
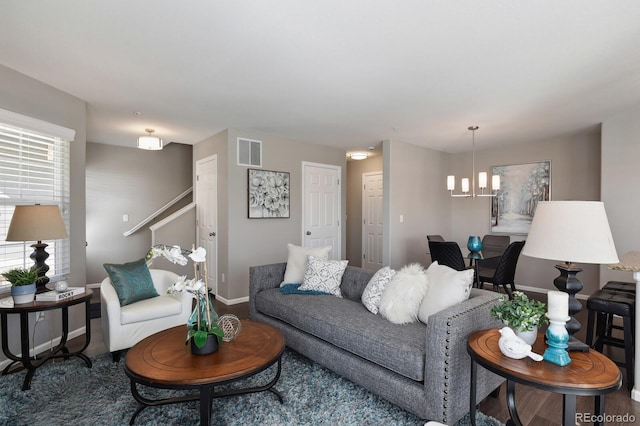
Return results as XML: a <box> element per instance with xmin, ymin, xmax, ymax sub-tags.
<box><xmin>209</xmin><ymin>232</ymin><xmax>216</xmax><ymax>237</ymax></box>
<box><xmin>306</xmin><ymin>231</ymin><xmax>311</xmax><ymax>235</ymax></box>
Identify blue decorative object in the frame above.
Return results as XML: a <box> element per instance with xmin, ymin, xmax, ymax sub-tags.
<box><xmin>467</xmin><ymin>236</ymin><xmax>482</xmax><ymax>254</ymax></box>
<box><xmin>543</xmin><ymin>316</ymin><xmax>572</xmax><ymax>366</ymax></box>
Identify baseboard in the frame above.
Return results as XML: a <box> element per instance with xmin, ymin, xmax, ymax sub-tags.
<box><xmin>0</xmin><ymin>326</ymin><xmax>87</xmax><ymax>371</ymax></box>
<box><xmin>215</xmin><ymin>295</ymin><xmax>249</xmax><ymax>306</ymax></box>
<box><xmin>517</xmin><ymin>284</ymin><xmax>589</xmax><ymax>301</ymax></box>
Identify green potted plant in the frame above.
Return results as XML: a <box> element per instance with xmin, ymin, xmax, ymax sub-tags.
<box><xmin>490</xmin><ymin>291</ymin><xmax>548</xmax><ymax>345</ymax></box>
<box><xmin>2</xmin><ymin>268</ymin><xmax>39</xmax><ymax>304</ymax></box>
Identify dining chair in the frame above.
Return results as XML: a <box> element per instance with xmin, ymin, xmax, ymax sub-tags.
<box><xmin>428</xmin><ymin>241</ymin><xmax>467</xmax><ymax>271</ymax></box>
<box><xmin>427</xmin><ymin>235</ymin><xmax>445</xmax><ymax>242</ymax></box>
<box><xmin>477</xmin><ymin>240</ymin><xmax>526</xmax><ymax>298</ymax></box>
<box><xmin>476</xmin><ymin>234</ymin><xmax>510</xmax><ymax>274</ymax></box>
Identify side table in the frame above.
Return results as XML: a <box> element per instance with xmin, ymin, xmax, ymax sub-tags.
<box><xmin>468</xmin><ymin>328</ymin><xmax>621</xmax><ymax>426</ymax></box>
<box><xmin>0</xmin><ymin>289</ymin><xmax>93</xmax><ymax>390</ymax></box>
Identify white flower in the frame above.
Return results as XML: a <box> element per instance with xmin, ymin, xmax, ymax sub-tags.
<box><xmin>189</xmin><ymin>247</ymin><xmax>207</xmax><ymax>263</ymax></box>
<box><xmin>165</xmin><ymin>246</ymin><xmax>188</xmax><ymax>265</ymax></box>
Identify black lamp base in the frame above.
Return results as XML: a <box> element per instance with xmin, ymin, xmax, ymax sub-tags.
<box><xmin>30</xmin><ymin>241</ymin><xmax>51</xmax><ymax>293</ymax></box>
<box><xmin>554</xmin><ymin>262</ymin><xmax>589</xmax><ymax>352</ymax></box>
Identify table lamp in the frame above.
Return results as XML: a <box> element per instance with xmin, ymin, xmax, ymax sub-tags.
<box><xmin>521</xmin><ymin>201</ymin><xmax>618</xmax><ymax>351</ymax></box>
<box><xmin>5</xmin><ymin>204</ymin><xmax>68</xmax><ymax>293</ymax></box>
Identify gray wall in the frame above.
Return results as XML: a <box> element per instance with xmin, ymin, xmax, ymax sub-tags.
<box><xmin>194</xmin><ymin>129</ymin><xmax>346</xmax><ymax>303</ymax></box>
<box><xmin>386</xmin><ymin>139</ymin><xmax>451</xmax><ymax>269</ymax></box>
<box><xmin>448</xmin><ymin>127</ymin><xmax>602</xmax><ymax>294</ymax></box>
<box><xmin>85</xmin><ymin>142</ymin><xmax>193</xmax><ymax>283</ymax></box>
<box><xmin>0</xmin><ymin>64</ymin><xmax>87</xmax><ymax>360</ymax></box>
<box><xmin>346</xmin><ymin>148</ymin><xmax>383</xmax><ymax>267</ymax></box>
<box><xmin>601</xmin><ymin>103</ymin><xmax>640</xmax><ymax>285</ymax></box>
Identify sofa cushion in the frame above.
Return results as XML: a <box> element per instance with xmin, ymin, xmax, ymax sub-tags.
<box><xmin>361</xmin><ymin>266</ymin><xmax>396</xmax><ymax>314</ymax></box>
<box><xmin>255</xmin><ymin>288</ymin><xmax>427</xmax><ymax>381</ymax></box>
<box><xmin>339</xmin><ymin>266</ymin><xmax>375</xmax><ymax>302</ymax></box>
<box><xmin>418</xmin><ymin>262</ymin><xmax>473</xmax><ymax>324</ymax></box>
<box><xmin>281</xmin><ymin>244</ymin><xmax>332</xmax><ymax>286</ymax></box>
<box><xmin>103</xmin><ymin>258</ymin><xmax>159</xmax><ymax>306</ymax></box>
<box><xmin>379</xmin><ymin>263</ymin><xmax>428</xmax><ymax>324</ymax></box>
<box><xmin>299</xmin><ymin>256</ymin><xmax>348</xmax><ymax>297</ymax></box>
<box><xmin>120</xmin><ymin>294</ymin><xmax>183</xmax><ymax>325</ymax></box>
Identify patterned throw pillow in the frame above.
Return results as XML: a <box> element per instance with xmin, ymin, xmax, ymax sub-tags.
<box><xmin>103</xmin><ymin>258</ymin><xmax>159</xmax><ymax>306</ymax></box>
<box><xmin>361</xmin><ymin>266</ymin><xmax>396</xmax><ymax>314</ymax></box>
<box><xmin>298</xmin><ymin>255</ymin><xmax>349</xmax><ymax>297</ymax></box>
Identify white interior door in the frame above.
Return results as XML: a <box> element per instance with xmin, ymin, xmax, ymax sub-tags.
<box><xmin>195</xmin><ymin>155</ymin><xmax>218</xmax><ymax>295</ymax></box>
<box><xmin>302</xmin><ymin>162</ymin><xmax>341</xmax><ymax>259</ymax></box>
<box><xmin>362</xmin><ymin>172</ymin><xmax>383</xmax><ymax>272</ymax></box>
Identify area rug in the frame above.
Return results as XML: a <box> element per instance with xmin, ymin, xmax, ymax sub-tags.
<box><xmin>0</xmin><ymin>349</ymin><xmax>504</xmax><ymax>426</ymax></box>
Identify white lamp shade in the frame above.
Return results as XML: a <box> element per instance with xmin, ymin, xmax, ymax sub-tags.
<box><xmin>522</xmin><ymin>201</ymin><xmax>619</xmax><ymax>264</ymax></box>
<box><xmin>492</xmin><ymin>175</ymin><xmax>500</xmax><ymax>190</ymax></box>
<box><xmin>137</xmin><ymin>135</ymin><xmax>163</xmax><ymax>150</ymax></box>
<box><xmin>478</xmin><ymin>172</ymin><xmax>487</xmax><ymax>189</ymax></box>
<box><xmin>447</xmin><ymin>175</ymin><xmax>455</xmax><ymax>191</ymax></box>
<box><xmin>6</xmin><ymin>205</ymin><xmax>68</xmax><ymax>242</ymax></box>
<box><xmin>461</xmin><ymin>178</ymin><xmax>470</xmax><ymax>193</ymax></box>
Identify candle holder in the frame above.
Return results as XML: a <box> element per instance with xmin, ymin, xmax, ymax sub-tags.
<box><xmin>543</xmin><ymin>313</ymin><xmax>572</xmax><ymax>366</ymax></box>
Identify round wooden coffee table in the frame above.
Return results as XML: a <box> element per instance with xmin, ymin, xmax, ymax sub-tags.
<box><xmin>468</xmin><ymin>328</ymin><xmax>622</xmax><ymax>426</ymax></box>
<box><xmin>124</xmin><ymin>320</ymin><xmax>285</xmax><ymax>425</ymax></box>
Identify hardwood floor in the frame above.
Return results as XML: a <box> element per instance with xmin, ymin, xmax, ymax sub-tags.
<box><xmin>68</xmin><ymin>292</ymin><xmax>640</xmax><ymax>424</ymax></box>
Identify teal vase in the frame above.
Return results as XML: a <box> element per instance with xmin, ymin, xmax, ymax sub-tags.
<box><xmin>467</xmin><ymin>236</ymin><xmax>482</xmax><ymax>253</ymax></box>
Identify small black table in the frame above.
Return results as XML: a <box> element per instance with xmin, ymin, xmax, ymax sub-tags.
<box><xmin>0</xmin><ymin>289</ymin><xmax>93</xmax><ymax>390</ymax></box>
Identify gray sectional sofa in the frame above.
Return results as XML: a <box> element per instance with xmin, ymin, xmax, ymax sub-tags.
<box><xmin>249</xmin><ymin>262</ymin><xmax>505</xmax><ymax>424</ymax></box>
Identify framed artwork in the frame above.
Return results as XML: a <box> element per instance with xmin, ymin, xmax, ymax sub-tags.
<box><xmin>248</xmin><ymin>169</ymin><xmax>290</xmax><ymax>218</ymax></box>
<box><xmin>490</xmin><ymin>161</ymin><xmax>551</xmax><ymax>235</ymax></box>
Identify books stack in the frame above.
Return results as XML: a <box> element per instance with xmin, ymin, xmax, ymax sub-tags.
<box><xmin>36</xmin><ymin>287</ymin><xmax>85</xmax><ymax>302</ymax></box>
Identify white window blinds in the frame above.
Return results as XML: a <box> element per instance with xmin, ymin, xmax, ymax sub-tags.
<box><xmin>0</xmin><ymin>109</ymin><xmax>74</xmax><ymax>287</ymax></box>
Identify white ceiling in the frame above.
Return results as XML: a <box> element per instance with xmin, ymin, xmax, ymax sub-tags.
<box><xmin>2</xmin><ymin>1</ymin><xmax>640</xmax><ymax>153</ymax></box>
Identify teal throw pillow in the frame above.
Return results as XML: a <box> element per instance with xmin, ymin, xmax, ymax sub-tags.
<box><xmin>103</xmin><ymin>258</ymin><xmax>159</xmax><ymax>306</ymax></box>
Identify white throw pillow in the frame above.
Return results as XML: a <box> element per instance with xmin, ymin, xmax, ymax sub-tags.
<box><xmin>280</xmin><ymin>243</ymin><xmax>332</xmax><ymax>286</ymax></box>
<box><xmin>361</xmin><ymin>266</ymin><xmax>396</xmax><ymax>314</ymax></box>
<box><xmin>418</xmin><ymin>261</ymin><xmax>474</xmax><ymax>324</ymax></box>
<box><xmin>299</xmin><ymin>255</ymin><xmax>348</xmax><ymax>297</ymax></box>
<box><xmin>379</xmin><ymin>263</ymin><xmax>428</xmax><ymax>324</ymax></box>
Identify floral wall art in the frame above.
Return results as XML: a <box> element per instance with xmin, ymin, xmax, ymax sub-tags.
<box><xmin>248</xmin><ymin>169</ymin><xmax>290</xmax><ymax>218</ymax></box>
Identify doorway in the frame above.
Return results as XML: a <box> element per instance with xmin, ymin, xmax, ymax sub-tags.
<box><xmin>195</xmin><ymin>155</ymin><xmax>218</xmax><ymax>295</ymax></box>
<box><xmin>302</xmin><ymin>162</ymin><xmax>342</xmax><ymax>259</ymax></box>
<box><xmin>362</xmin><ymin>171</ymin><xmax>383</xmax><ymax>271</ymax></box>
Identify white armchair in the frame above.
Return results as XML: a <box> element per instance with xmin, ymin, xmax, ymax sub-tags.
<box><xmin>100</xmin><ymin>269</ymin><xmax>193</xmax><ymax>361</ymax></box>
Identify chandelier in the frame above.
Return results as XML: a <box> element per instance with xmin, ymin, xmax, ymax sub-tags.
<box><xmin>447</xmin><ymin>126</ymin><xmax>500</xmax><ymax>197</ymax></box>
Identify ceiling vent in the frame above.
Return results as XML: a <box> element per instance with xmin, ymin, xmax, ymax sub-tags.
<box><xmin>237</xmin><ymin>137</ymin><xmax>262</xmax><ymax>167</ymax></box>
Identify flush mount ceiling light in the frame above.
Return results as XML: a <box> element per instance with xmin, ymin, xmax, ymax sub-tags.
<box><xmin>137</xmin><ymin>128</ymin><xmax>163</xmax><ymax>150</ymax></box>
<box><xmin>349</xmin><ymin>152</ymin><xmax>368</xmax><ymax>160</ymax></box>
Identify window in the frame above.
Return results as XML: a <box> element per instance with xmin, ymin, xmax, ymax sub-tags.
<box><xmin>0</xmin><ymin>109</ymin><xmax>75</xmax><ymax>288</ymax></box>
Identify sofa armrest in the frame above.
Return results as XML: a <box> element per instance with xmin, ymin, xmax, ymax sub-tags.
<box><xmin>249</xmin><ymin>263</ymin><xmax>286</xmax><ymax>320</ymax></box>
<box><xmin>423</xmin><ymin>288</ymin><xmax>504</xmax><ymax>423</ymax></box>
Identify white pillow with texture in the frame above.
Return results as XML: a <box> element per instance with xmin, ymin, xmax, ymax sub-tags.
<box><xmin>280</xmin><ymin>244</ymin><xmax>332</xmax><ymax>287</ymax></box>
<box><xmin>361</xmin><ymin>266</ymin><xmax>396</xmax><ymax>314</ymax></box>
<box><xmin>299</xmin><ymin>255</ymin><xmax>348</xmax><ymax>297</ymax></box>
<box><xmin>418</xmin><ymin>261</ymin><xmax>474</xmax><ymax>324</ymax></box>
<box><xmin>379</xmin><ymin>263</ymin><xmax>428</xmax><ymax>324</ymax></box>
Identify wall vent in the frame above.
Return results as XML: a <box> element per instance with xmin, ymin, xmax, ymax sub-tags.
<box><xmin>237</xmin><ymin>138</ymin><xmax>262</xmax><ymax>167</ymax></box>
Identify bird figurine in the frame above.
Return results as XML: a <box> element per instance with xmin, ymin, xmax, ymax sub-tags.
<box><xmin>498</xmin><ymin>327</ymin><xmax>543</xmax><ymax>361</ymax></box>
